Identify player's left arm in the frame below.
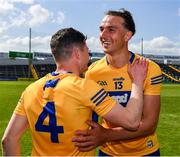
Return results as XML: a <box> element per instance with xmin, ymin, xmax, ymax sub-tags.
<box><xmin>1</xmin><ymin>114</ymin><xmax>29</xmax><ymax>156</ymax></box>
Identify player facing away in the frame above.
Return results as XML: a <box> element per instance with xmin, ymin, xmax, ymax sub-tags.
<box><xmin>1</xmin><ymin>28</ymin><xmax>148</xmax><ymax>156</ymax></box>
<box><xmin>72</xmin><ymin>9</ymin><xmax>162</xmax><ymax>156</ymax></box>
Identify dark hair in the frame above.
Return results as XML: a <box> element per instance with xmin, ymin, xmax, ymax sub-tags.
<box><xmin>50</xmin><ymin>27</ymin><xmax>87</xmax><ymax>61</ymax></box>
<box><xmin>106</xmin><ymin>8</ymin><xmax>136</xmax><ymax>35</ymax></box>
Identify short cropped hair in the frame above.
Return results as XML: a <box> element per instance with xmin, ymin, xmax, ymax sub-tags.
<box><xmin>106</xmin><ymin>8</ymin><xmax>136</xmax><ymax>35</ymax></box>
<box><xmin>50</xmin><ymin>27</ymin><xmax>87</xmax><ymax>61</ymax></box>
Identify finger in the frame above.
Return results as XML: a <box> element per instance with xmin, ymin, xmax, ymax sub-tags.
<box><xmin>145</xmin><ymin>59</ymin><xmax>149</xmax><ymax>67</ymax></box>
<box><xmin>74</xmin><ymin>140</ymin><xmax>94</xmax><ymax>147</ymax></box>
<box><xmin>142</xmin><ymin>58</ymin><xmax>146</xmax><ymax>65</ymax></box>
<box><xmin>142</xmin><ymin>58</ymin><xmax>148</xmax><ymax>68</ymax></box>
<box><xmin>86</xmin><ymin>120</ymin><xmax>98</xmax><ymax>128</ymax></box>
<box><xmin>134</xmin><ymin>58</ymin><xmax>139</xmax><ymax>65</ymax></box>
<box><xmin>128</xmin><ymin>63</ymin><xmax>132</xmax><ymax>70</ymax></box>
<box><xmin>139</xmin><ymin>57</ymin><xmax>144</xmax><ymax>65</ymax></box>
<box><xmin>75</xmin><ymin>129</ymin><xmax>90</xmax><ymax>136</ymax></box>
<box><xmin>72</xmin><ymin>135</ymin><xmax>92</xmax><ymax>142</ymax></box>
<box><xmin>78</xmin><ymin>145</ymin><xmax>96</xmax><ymax>152</ymax></box>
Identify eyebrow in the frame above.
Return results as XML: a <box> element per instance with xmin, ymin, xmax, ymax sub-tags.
<box><xmin>99</xmin><ymin>25</ymin><xmax>120</xmax><ymax>29</ymax></box>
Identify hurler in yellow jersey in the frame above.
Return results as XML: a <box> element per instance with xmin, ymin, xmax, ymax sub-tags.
<box><xmin>15</xmin><ymin>72</ymin><xmax>116</xmax><ymax>156</ymax></box>
<box><xmin>86</xmin><ymin>52</ymin><xmax>162</xmax><ymax>156</ymax></box>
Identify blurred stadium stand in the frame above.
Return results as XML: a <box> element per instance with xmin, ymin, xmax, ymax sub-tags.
<box><xmin>0</xmin><ymin>52</ymin><xmax>179</xmax><ymax>83</ymax></box>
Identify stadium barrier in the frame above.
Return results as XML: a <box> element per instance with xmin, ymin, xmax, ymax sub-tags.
<box><xmin>162</xmin><ymin>71</ymin><xmax>180</xmax><ymax>83</ymax></box>
<box><xmin>17</xmin><ymin>78</ymin><xmax>37</xmax><ymax>81</ymax></box>
<box><xmin>30</xmin><ymin>64</ymin><xmax>39</xmax><ymax>79</ymax></box>
<box><xmin>168</xmin><ymin>65</ymin><xmax>180</xmax><ymax>73</ymax></box>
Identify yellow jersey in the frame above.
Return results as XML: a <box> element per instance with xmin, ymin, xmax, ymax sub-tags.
<box><xmin>14</xmin><ymin>72</ymin><xmax>116</xmax><ymax>156</ymax></box>
<box><xmin>85</xmin><ymin>52</ymin><xmax>162</xmax><ymax>156</ymax></box>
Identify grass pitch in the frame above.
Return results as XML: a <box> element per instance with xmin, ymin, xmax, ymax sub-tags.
<box><xmin>0</xmin><ymin>81</ymin><xmax>179</xmax><ymax>155</ymax></box>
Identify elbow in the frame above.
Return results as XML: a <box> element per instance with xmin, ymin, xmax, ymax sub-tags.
<box><xmin>128</xmin><ymin>121</ymin><xmax>140</xmax><ymax>131</ymax></box>
<box><xmin>126</xmin><ymin>118</ymin><xmax>141</xmax><ymax>131</ymax></box>
<box><xmin>147</xmin><ymin>124</ymin><xmax>157</xmax><ymax>134</ymax></box>
<box><xmin>1</xmin><ymin>136</ymin><xmax>8</xmax><ymax>154</ymax></box>
<box><xmin>1</xmin><ymin>135</ymin><xmax>20</xmax><ymax>156</ymax></box>
<box><xmin>1</xmin><ymin>135</ymin><xmax>14</xmax><ymax>152</ymax></box>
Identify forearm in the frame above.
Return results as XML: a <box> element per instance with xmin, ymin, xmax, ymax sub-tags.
<box><xmin>106</xmin><ymin>95</ymin><xmax>160</xmax><ymax>142</ymax></box>
<box><xmin>126</xmin><ymin>82</ymin><xmax>143</xmax><ymax>125</ymax></box>
<box><xmin>1</xmin><ymin>114</ymin><xmax>28</xmax><ymax>156</ymax></box>
<box><xmin>2</xmin><ymin>138</ymin><xmax>20</xmax><ymax>156</ymax></box>
<box><xmin>103</xmin><ymin>82</ymin><xmax>144</xmax><ymax>130</ymax></box>
<box><xmin>105</xmin><ymin>121</ymin><xmax>156</xmax><ymax>142</ymax></box>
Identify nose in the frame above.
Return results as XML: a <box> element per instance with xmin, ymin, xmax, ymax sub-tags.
<box><xmin>100</xmin><ymin>29</ymin><xmax>106</xmax><ymax>38</ymax></box>
<box><xmin>100</xmin><ymin>29</ymin><xmax>108</xmax><ymax>40</ymax></box>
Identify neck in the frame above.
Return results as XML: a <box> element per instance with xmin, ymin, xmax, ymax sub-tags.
<box><xmin>56</xmin><ymin>63</ymin><xmax>80</xmax><ymax>76</ymax></box>
<box><xmin>106</xmin><ymin>50</ymin><xmax>131</xmax><ymax>68</ymax></box>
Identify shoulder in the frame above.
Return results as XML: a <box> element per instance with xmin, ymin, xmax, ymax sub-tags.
<box><xmin>71</xmin><ymin>76</ymin><xmax>99</xmax><ymax>89</ymax></box>
<box><xmin>88</xmin><ymin>56</ymin><xmax>106</xmax><ymax>71</ymax></box>
<box><xmin>135</xmin><ymin>54</ymin><xmax>161</xmax><ymax>74</ymax></box>
<box><xmin>86</xmin><ymin>57</ymin><xmax>106</xmax><ymax>78</ymax></box>
<box><xmin>146</xmin><ymin>59</ymin><xmax>162</xmax><ymax>78</ymax></box>
<box><xmin>148</xmin><ymin>60</ymin><xmax>161</xmax><ymax>72</ymax></box>
<box><xmin>54</xmin><ymin>74</ymin><xmax>99</xmax><ymax>92</ymax></box>
<box><xmin>70</xmin><ymin>75</ymin><xmax>102</xmax><ymax>93</ymax></box>
<box><xmin>25</xmin><ymin>74</ymin><xmax>49</xmax><ymax>93</ymax></box>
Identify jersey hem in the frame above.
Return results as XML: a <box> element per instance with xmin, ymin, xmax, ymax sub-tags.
<box><xmin>100</xmin><ymin>146</ymin><xmax>159</xmax><ymax>156</ymax></box>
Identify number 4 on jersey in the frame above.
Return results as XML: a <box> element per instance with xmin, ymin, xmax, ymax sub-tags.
<box><xmin>35</xmin><ymin>102</ymin><xmax>64</xmax><ymax>143</ymax></box>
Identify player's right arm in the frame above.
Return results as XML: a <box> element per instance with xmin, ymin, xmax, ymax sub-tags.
<box><xmin>1</xmin><ymin>89</ymin><xmax>29</xmax><ymax>156</ymax></box>
<box><xmin>1</xmin><ymin>114</ymin><xmax>28</xmax><ymax>156</ymax></box>
<box><xmin>102</xmin><ymin>59</ymin><xmax>147</xmax><ymax>130</ymax></box>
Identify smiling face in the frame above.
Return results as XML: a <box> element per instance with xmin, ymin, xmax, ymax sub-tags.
<box><xmin>99</xmin><ymin>15</ymin><xmax>131</xmax><ymax>55</ymax></box>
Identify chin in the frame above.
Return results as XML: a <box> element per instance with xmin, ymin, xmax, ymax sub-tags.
<box><xmin>104</xmin><ymin>50</ymin><xmax>112</xmax><ymax>55</ymax></box>
<box><xmin>81</xmin><ymin>67</ymin><xmax>88</xmax><ymax>73</ymax></box>
<box><xmin>84</xmin><ymin>67</ymin><xmax>88</xmax><ymax>72</ymax></box>
<box><xmin>102</xmin><ymin>47</ymin><xmax>110</xmax><ymax>53</ymax></box>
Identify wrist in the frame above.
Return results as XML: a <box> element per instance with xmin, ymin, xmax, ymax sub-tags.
<box><xmin>102</xmin><ymin>128</ymin><xmax>111</xmax><ymax>142</ymax></box>
<box><xmin>103</xmin><ymin>128</ymin><xmax>116</xmax><ymax>142</ymax></box>
<box><xmin>132</xmin><ymin>80</ymin><xmax>144</xmax><ymax>88</ymax></box>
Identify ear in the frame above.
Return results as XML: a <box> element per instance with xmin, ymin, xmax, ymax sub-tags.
<box><xmin>124</xmin><ymin>31</ymin><xmax>133</xmax><ymax>42</ymax></box>
<box><xmin>72</xmin><ymin>47</ymin><xmax>80</xmax><ymax>60</ymax></box>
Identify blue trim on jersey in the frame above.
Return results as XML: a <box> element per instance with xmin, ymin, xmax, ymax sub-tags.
<box><xmin>151</xmin><ymin>77</ymin><xmax>163</xmax><ymax>82</ymax></box>
<box><xmin>96</xmin><ymin>92</ymin><xmax>108</xmax><ymax>106</ymax></box>
<box><xmin>43</xmin><ymin>78</ymin><xmax>60</xmax><ymax>90</ymax></box>
<box><xmin>151</xmin><ymin>79</ymin><xmax>163</xmax><ymax>85</ymax></box>
<box><xmin>106</xmin><ymin>51</ymin><xmax>135</xmax><ymax>65</ymax></box>
<box><xmin>91</xmin><ymin>88</ymin><xmax>104</xmax><ymax>101</ymax></box>
<box><xmin>99</xmin><ymin>150</ymin><xmax>111</xmax><ymax>156</ymax></box>
<box><xmin>151</xmin><ymin>74</ymin><xmax>163</xmax><ymax>81</ymax></box>
<box><xmin>151</xmin><ymin>81</ymin><xmax>163</xmax><ymax>85</ymax></box>
<box><xmin>108</xmin><ymin>91</ymin><xmax>131</xmax><ymax>107</ymax></box>
<box><xmin>92</xmin><ymin>111</ymin><xmax>99</xmax><ymax>123</ymax></box>
<box><xmin>51</xmin><ymin>71</ymin><xmax>73</xmax><ymax>76</ymax></box>
<box><xmin>93</xmin><ymin>91</ymin><xmax>107</xmax><ymax>104</ymax></box>
<box><xmin>145</xmin><ymin>149</ymin><xmax>160</xmax><ymax>156</ymax></box>
<box><xmin>91</xmin><ymin>89</ymin><xmax>108</xmax><ymax>106</ymax></box>
<box><xmin>151</xmin><ymin>74</ymin><xmax>163</xmax><ymax>85</ymax></box>
<box><xmin>51</xmin><ymin>71</ymin><xmax>59</xmax><ymax>76</ymax></box>
<box><xmin>99</xmin><ymin>149</ymin><xmax>160</xmax><ymax>156</ymax></box>
<box><xmin>129</xmin><ymin>51</ymin><xmax>135</xmax><ymax>64</ymax></box>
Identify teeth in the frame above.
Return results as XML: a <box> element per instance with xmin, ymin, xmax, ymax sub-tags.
<box><xmin>103</xmin><ymin>41</ymin><xmax>111</xmax><ymax>44</ymax></box>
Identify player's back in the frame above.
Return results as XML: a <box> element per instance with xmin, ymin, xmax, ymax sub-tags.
<box><xmin>18</xmin><ymin>72</ymin><xmax>96</xmax><ymax>156</ymax></box>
